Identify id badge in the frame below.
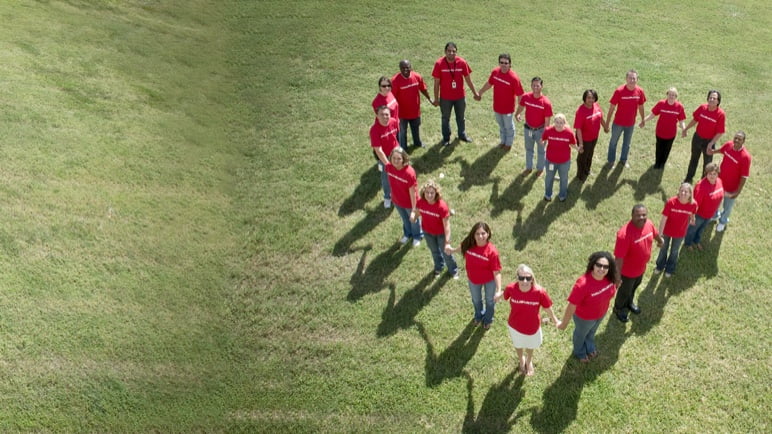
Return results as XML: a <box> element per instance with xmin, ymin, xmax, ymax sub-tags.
<box><xmin>451</xmin><ymin>81</ymin><xmax>457</xmax><ymax>89</ymax></box>
<box><xmin>548</xmin><ymin>164</ymin><xmax>555</xmax><ymax>171</ymax></box>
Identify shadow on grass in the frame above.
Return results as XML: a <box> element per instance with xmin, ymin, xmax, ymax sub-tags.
<box><xmin>489</xmin><ymin>173</ymin><xmax>539</xmax><ymax>218</ymax></box>
<box><xmin>462</xmin><ymin>370</ymin><xmax>526</xmax><ymax>433</ymax></box>
<box><xmin>530</xmin><ymin>318</ymin><xmax>628</xmax><ymax>433</ymax></box>
<box><xmin>376</xmin><ymin>273</ymin><xmax>448</xmax><ymax>337</ymax></box>
<box><xmin>580</xmin><ymin>163</ymin><xmax>626</xmax><ymax>210</ymax></box>
<box><xmin>512</xmin><ymin>178</ymin><xmax>582</xmax><ymax>251</ymax></box>
<box><xmin>455</xmin><ymin>146</ymin><xmax>506</xmax><ymax>192</ymax></box>
<box><xmin>410</xmin><ymin>140</ymin><xmax>459</xmax><ymax>175</ymax></box>
<box><xmin>346</xmin><ymin>243</ymin><xmax>410</xmax><ymax>301</ymax></box>
<box><xmin>338</xmin><ymin>164</ymin><xmax>381</xmax><ymax>217</ymax></box>
<box><xmin>333</xmin><ymin>205</ymin><xmax>392</xmax><ymax>257</ymax></box>
<box><xmin>623</xmin><ymin>165</ymin><xmax>667</xmax><ymax>202</ymax></box>
<box><xmin>416</xmin><ymin>321</ymin><xmax>485</xmax><ymax>387</ymax></box>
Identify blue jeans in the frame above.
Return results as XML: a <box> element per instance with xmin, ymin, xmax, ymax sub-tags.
<box><xmin>684</xmin><ymin>215</ymin><xmax>709</xmax><ymax>246</ymax></box>
<box><xmin>494</xmin><ymin>112</ymin><xmax>516</xmax><ymax>146</ymax></box>
<box><xmin>524</xmin><ymin>126</ymin><xmax>546</xmax><ymax>170</ymax></box>
<box><xmin>439</xmin><ymin>98</ymin><xmax>466</xmax><ymax>141</ymax></box>
<box><xmin>544</xmin><ymin>159</ymin><xmax>570</xmax><ymax>200</ymax></box>
<box><xmin>399</xmin><ymin>117</ymin><xmax>422</xmax><ymax>148</ymax></box>
<box><xmin>395</xmin><ymin>205</ymin><xmax>422</xmax><ymax>240</ymax></box>
<box><xmin>718</xmin><ymin>195</ymin><xmax>737</xmax><ymax>225</ymax></box>
<box><xmin>572</xmin><ymin>314</ymin><xmax>604</xmax><ymax>360</ymax></box>
<box><xmin>377</xmin><ymin>160</ymin><xmax>391</xmax><ymax>200</ymax></box>
<box><xmin>469</xmin><ymin>279</ymin><xmax>497</xmax><ymax>326</ymax></box>
<box><xmin>607</xmin><ymin>123</ymin><xmax>635</xmax><ymax>163</ymax></box>
<box><xmin>424</xmin><ymin>232</ymin><xmax>458</xmax><ymax>274</ymax></box>
<box><xmin>655</xmin><ymin>235</ymin><xmax>684</xmax><ymax>274</ymax></box>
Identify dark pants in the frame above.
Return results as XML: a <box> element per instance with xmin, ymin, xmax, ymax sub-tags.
<box><xmin>614</xmin><ymin>274</ymin><xmax>643</xmax><ymax>315</ymax></box>
<box><xmin>439</xmin><ymin>97</ymin><xmax>466</xmax><ymax>142</ymax></box>
<box><xmin>576</xmin><ymin>139</ymin><xmax>597</xmax><ymax>181</ymax></box>
<box><xmin>654</xmin><ymin>135</ymin><xmax>676</xmax><ymax>169</ymax></box>
<box><xmin>684</xmin><ymin>133</ymin><xmax>713</xmax><ymax>182</ymax></box>
<box><xmin>399</xmin><ymin>117</ymin><xmax>422</xmax><ymax>148</ymax></box>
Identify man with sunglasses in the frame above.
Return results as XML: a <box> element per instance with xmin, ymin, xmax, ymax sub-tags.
<box><xmin>475</xmin><ymin>53</ymin><xmax>524</xmax><ymax>151</ymax></box>
<box><xmin>432</xmin><ymin>42</ymin><xmax>479</xmax><ymax>146</ymax></box>
<box><xmin>612</xmin><ymin>204</ymin><xmax>663</xmax><ymax>323</ymax></box>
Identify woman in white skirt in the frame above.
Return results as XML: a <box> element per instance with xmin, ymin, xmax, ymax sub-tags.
<box><xmin>495</xmin><ymin>264</ymin><xmax>559</xmax><ymax>376</ymax></box>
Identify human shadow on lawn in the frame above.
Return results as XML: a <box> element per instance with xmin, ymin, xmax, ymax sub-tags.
<box><xmin>377</xmin><ymin>273</ymin><xmax>448</xmax><ymax>337</ymax></box>
<box><xmin>580</xmin><ymin>162</ymin><xmax>626</xmax><ymax>211</ymax></box>
<box><xmin>489</xmin><ymin>172</ymin><xmax>539</xmax><ymax>218</ymax></box>
<box><xmin>338</xmin><ymin>164</ymin><xmax>381</xmax><ymax>217</ymax></box>
<box><xmin>454</xmin><ymin>146</ymin><xmax>506</xmax><ymax>192</ymax></box>
<box><xmin>347</xmin><ymin>243</ymin><xmax>410</xmax><ymax>301</ymax></box>
<box><xmin>416</xmin><ymin>321</ymin><xmax>485</xmax><ymax>387</ymax></box>
<box><xmin>462</xmin><ymin>370</ymin><xmax>526</xmax><ymax>433</ymax></box>
<box><xmin>411</xmin><ymin>139</ymin><xmax>459</xmax><ymax>176</ymax></box>
<box><xmin>512</xmin><ymin>178</ymin><xmax>582</xmax><ymax>251</ymax></box>
<box><xmin>623</xmin><ymin>165</ymin><xmax>667</xmax><ymax>202</ymax></box>
<box><xmin>333</xmin><ymin>205</ymin><xmax>392</xmax><ymax>257</ymax></box>
<box><xmin>529</xmin><ymin>318</ymin><xmax>628</xmax><ymax>433</ymax></box>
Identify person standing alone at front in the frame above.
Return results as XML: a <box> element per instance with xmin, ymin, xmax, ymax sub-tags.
<box><xmin>605</xmin><ymin>69</ymin><xmax>647</xmax><ymax>168</ymax></box>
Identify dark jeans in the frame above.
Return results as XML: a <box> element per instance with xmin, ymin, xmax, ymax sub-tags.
<box><xmin>654</xmin><ymin>135</ymin><xmax>676</xmax><ymax>168</ymax></box>
<box><xmin>576</xmin><ymin>139</ymin><xmax>597</xmax><ymax>180</ymax></box>
<box><xmin>399</xmin><ymin>117</ymin><xmax>422</xmax><ymax>148</ymax></box>
<box><xmin>684</xmin><ymin>133</ymin><xmax>713</xmax><ymax>182</ymax></box>
<box><xmin>614</xmin><ymin>274</ymin><xmax>643</xmax><ymax>315</ymax></box>
<box><xmin>439</xmin><ymin>97</ymin><xmax>466</xmax><ymax>142</ymax></box>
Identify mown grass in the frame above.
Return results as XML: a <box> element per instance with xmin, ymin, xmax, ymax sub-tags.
<box><xmin>0</xmin><ymin>0</ymin><xmax>768</xmax><ymax>432</ymax></box>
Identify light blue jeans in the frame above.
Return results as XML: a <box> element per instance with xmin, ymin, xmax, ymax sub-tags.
<box><xmin>377</xmin><ymin>160</ymin><xmax>391</xmax><ymax>200</ymax></box>
<box><xmin>469</xmin><ymin>279</ymin><xmax>497</xmax><ymax>326</ymax></box>
<box><xmin>494</xmin><ymin>112</ymin><xmax>516</xmax><ymax>146</ymax></box>
<box><xmin>684</xmin><ymin>215</ymin><xmax>709</xmax><ymax>246</ymax></box>
<box><xmin>607</xmin><ymin>123</ymin><xmax>635</xmax><ymax>163</ymax></box>
<box><xmin>424</xmin><ymin>232</ymin><xmax>458</xmax><ymax>274</ymax></box>
<box><xmin>655</xmin><ymin>235</ymin><xmax>684</xmax><ymax>274</ymax></box>
<box><xmin>718</xmin><ymin>195</ymin><xmax>737</xmax><ymax>225</ymax></box>
<box><xmin>544</xmin><ymin>159</ymin><xmax>570</xmax><ymax>200</ymax></box>
<box><xmin>394</xmin><ymin>205</ymin><xmax>422</xmax><ymax>240</ymax></box>
<box><xmin>524</xmin><ymin>126</ymin><xmax>546</xmax><ymax>170</ymax></box>
<box><xmin>572</xmin><ymin>314</ymin><xmax>604</xmax><ymax>360</ymax></box>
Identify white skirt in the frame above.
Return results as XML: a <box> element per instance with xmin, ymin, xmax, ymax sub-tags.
<box><xmin>508</xmin><ymin>325</ymin><xmax>543</xmax><ymax>349</ymax></box>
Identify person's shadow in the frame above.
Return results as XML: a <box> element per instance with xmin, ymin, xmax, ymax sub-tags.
<box><xmin>416</xmin><ymin>321</ymin><xmax>485</xmax><ymax>387</ymax></box>
<box><xmin>338</xmin><ymin>164</ymin><xmax>381</xmax><ymax>217</ymax></box>
<box><xmin>455</xmin><ymin>147</ymin><xmax>506</xmax><ymax>192</ymax></box>
<box><xmin>489</xmin><ymin>173</ymin><xmax>538</xmax><ymax>218</ymax></box>
<box><xmin>332</xmin><ymin>205</ymin><xmax>392</xmax><ymax>257</ymax></box>
<box><xmin>346</xmin><ymin>243</ymin><xmax>410</xmax><ymax>301</ymax></box>
<box><xmin>529</xmin><ymin>318</ymin><xmax>628</xmax><ymax>433</ymax></box>
<box><xmin>410</xmin><ymin>140</ymin><xmax>458</xmax><ymax>176</ymax></box>
<box><xmin>512</xmin><ymin>178</ymin><xmax>582</xmax><ymax>251</ymax></box>
<box><xmin>376</xmin><ymin>273</ymin><xmax>448</xmax><ymax>337</ymax></box>
<box><xmin>625</xmin><ymin>165</ymin><xmax>667</xmax><ymax>202</ymax></box>
<box><xmin>461</xmin><ymin>370</ymin><xmax>526</xmax><ymax>433</ymax></box>
<box><xmin>581</xmin><ymin>163</ymin><xmax>626</xmax><ymax>210</ymax></box>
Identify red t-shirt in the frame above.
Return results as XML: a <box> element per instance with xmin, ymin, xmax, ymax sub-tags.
<box><xmin>463</xmin><ymin>242</ymin><xmax>501</xmax><ymax>285</ymax></box>
<box><xmin>692</xmin><ymin>104</ymin><xmax>726</xmax><ymax>140</ymax></box>
<box><xmin>369</xmin><ymin>117</ymin><xmax>399</xmax><ymax>158</ymax></box>
<box><xmin>432</xmin><ymin>56</ymin><xmax>472</xmax><ymax>100</ymax></box>
<box><xmin>573</xmin><ymin>102</ymin><xmax>604</xmax><ymax>142</ymax></box>
<box><xmin>391</xmin><ymin>71</ymin><xmax>426</xmax><ymax>120</ymax></box>
<box><xmin>542</xmin><ymin>126</ymin><xmax>576</xmax><ymax>164</ymax></box>
<box><xmin>661</xmin><ymin>197</ymin><xmax>698</xmax><ymax>238</ymax></box>
<box><xmin>385</xmin><ymin>163</ymin><xmax>417</xmax><ymax>209</ymax></box>
<box><xmin>717</xmin><ymin>142</ymin><xmax>752</xmax><ymax>193</ymax></box>
<box><xmin>610</xmin><ymin>84</ymin><xmax>646</xmax><ymax>127</ymax></box>
<box><xmin>503</xmin><ymin>283</ymin><xmax>552</xmax><ymax>335</ymax></box>
<box><xmin>693</xmin><ymin>177</ymin><xmax>724</xmax><ymax>219</ymax></box>
<box><xmin>372</xmin><ymin>92</ymin><xmax>399</xmax><ymax>122</ymax></box>
<box><xmin>651</xmin><ymin>99</ymin><xmax>686</xmax><ymax>139</ymax></box>
<box><xmin>416</xmin><ymin>198</ymin><xmax>449</xmax><ymax>236</ymax></box>
<box><xmin>519</xmin><ymin>92</ymin><xmax>553</xmax><ymax>128</ymax></box>
<box><xmin>567</xmin><ymin>273</ymin><xmax>617</xmax><ymax>320</ymax></box>
<box><xmin>614</xmin><ymin>219</ymin><xmax>659</xmax><ymax>278</ymax></box>
<box><xmin>487</xmin><ymin>67</ymin><xmax>524</xmax><ymax>115</ymax></box>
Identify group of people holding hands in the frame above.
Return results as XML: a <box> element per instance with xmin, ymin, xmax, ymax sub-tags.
<box><xmin>368</xmin><ymin>42</ymin><xmax>753</xmax><ymax>374</ymax></box>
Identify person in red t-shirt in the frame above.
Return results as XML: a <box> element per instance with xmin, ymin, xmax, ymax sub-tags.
<box><xmin>655</xmin><ymin>183</ymin><xmax>698</xmax><ymax>276</ymax></box>
<box><xmin>612</xmin><ymin>204</ymin><xmax>664</xmax><ymax>323</ymax></box>
<box><xmin>707</xmin><ymin>131</ymin><xmax>752</xmax><ymax>232</ymax></box>
<box><xmin>372</xmin><ymin>76</ymin><xmax>399</xmax><ymax>122</ymax></box>
<box><xmin>681</xmin><ymin>90</ymin><xmax>726</xmax><ymax>183</ymax></box>
<box><xmin>370</xmin><ymin>106</ymin><xmax>400</xmax><ymax>208</ymax></box>
<box><xmin>515</xmin><ymin>77</ymin><xmax>553</xmax><ymax>175</ymax></box>
<box><xmin>392</xmin><ymin>60</ymin><xmax>434</xmax><ymax>149</ymax></box>
<box><xmin>385</xmin><ymin>147</ymin><xmax>422</xmax><ymax>246</ymax></box>
<box><xmin>494</xmin><ymin>264</ymin><xmax>558</xmax><ymax>376</ymax></box>
<box><xmin>685</xmin><ymin>163</ymin><xmax>724</xmax><ymax>249</ymax></box>
<box><xmin>541</xmin><ymin>114</ymin><xmax>577</xmax><ymax>202</ymax></box>
<box><xmin>605</xmin><ymin>69</ymin><xmax>647</xmax><ymax>167</ymax></box>
<box><xmin>412</xmin><ymin>179</ymin><xmax>458</xmax><ymax>278</ymax></box>
<box><xmin>432</xmin><ymin>42</ymin><xmax>478</xmax><ymax>146</ymax></box>
<box><xmin>640</xmin><ymin>87</ymin><xmax>686</xmax><ymax>169</ymax></box>
<box><xmin>446</xmin><ymin>222</ymin><xmax>502</xmax><ymax>330</ymax></box>
<box><xmin>475</xmin><ymin>53</ymin><xmax>525</xmax><ymax>150</ymax></box>
<box><xmin>558</xmin><ymin>251</ymin><xmax>618</xmax><ymax>363</ymax></box>
<box><xmin>573</xmin><ymin>89</ymin><xmax>608</xmax><ymax>182</ymax></box>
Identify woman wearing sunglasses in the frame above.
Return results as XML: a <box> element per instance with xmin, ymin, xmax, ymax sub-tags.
<box><xmin>557</xmin><ymin>252</ymin><xmax>618</xmax><ymax>363</ymax></box>
<box><xmin>372</xmin><ymin>76</ymin><xmax>399</xmax><ymax>121</ymax></box>
<box><xmin>495</xmin><ymin>264</ymin><xmax>559</xmax><ymax>376</ymax></box>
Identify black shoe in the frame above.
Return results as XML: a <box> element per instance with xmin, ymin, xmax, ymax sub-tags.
<box><xmin>614</xmin><ymin>310</ymin><xmax>629</xmax><ymax>323</ymax></box>
<box><xmin>459</xmin><ymin>135</ymin><xmax>473</xmax><ymax>143</ymax></box>
<box><xmin>629</xmin><ymin>303</ymin><xmax>641</xmax><ymax>315</ymax></box>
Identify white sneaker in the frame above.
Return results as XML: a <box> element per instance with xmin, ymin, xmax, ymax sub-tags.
<box><xmin>412</xmin><ymin>239</ymin><xmax>421</xmax><ymax>247</ymax></box>
<box><xmin>384</xmin><ymin>199</ymin><xmax>391</xmax><ymax>208</ymax></box>
<box><xmin>664</xmin><ymin>273</ymin><xmax>672</xmax><ymax>278</ymax></box>
<box><xmin>716</xmin><ymin>223</ymin><xmax>726</xmax><ymax>232</ymax></box>
<box><xmin>399</xmin><ymin>236</ymin><xmax>409</xmax><ymax>244</ymax></box>
<box><xmin>653</xmin><ymin>268</ymin><xmax>662</xmax><ymax>274</ymax></box>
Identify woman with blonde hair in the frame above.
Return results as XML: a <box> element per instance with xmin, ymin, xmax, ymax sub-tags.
<box><xmin>654</xmin><ymin>183</ymin><xmax>698</xmax><ymax>277</ymax></box>
<box><xmin>412</xmin><ymin>179</ymin><xmax>458</xmax><ymax>278</ymax></box>
<box><xmin>640</xmin><ymin>87</ymin><xmax>686</xmax><ymax>169</ymax></box>
<box><xmin>541</xmin><ymin>113</ymin><xmax>578</xmax><ymax>201</ymax></box>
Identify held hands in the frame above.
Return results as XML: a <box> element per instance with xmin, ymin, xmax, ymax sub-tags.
<box><xmin>603</xmin><ymin>125</ymin><xmax>610</xmax><ymax>134</ymax></box>
<box><xmin>473</xmin><ymin>94</ymin><xmax>482</xmax><ymax>101</ymax></box>
<box><xmin>444</xmin><ymin>244</ymin><xmax>454</xmax><ymax>256</ymax></box>
<box><xmin>556</xmin><ymin>320</ymin><xmax>567</xmax><ymax>330</ymax></box>
<box><xmin>432</xmin><ymin>99</ymin><xmax>440</xmax><ymax>107</ymax></box>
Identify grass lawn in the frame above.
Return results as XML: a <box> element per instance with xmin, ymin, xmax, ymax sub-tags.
<box><xmin>0</xmin><ymin>0</ymin><xmax>769</xmax><ymax>431</ymax></box>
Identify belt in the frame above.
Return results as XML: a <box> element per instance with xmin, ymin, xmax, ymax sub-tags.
<box><xmin>524</xmin><ymin>124</ymin><xmax>544</xmax><ymax>130</ymax></box>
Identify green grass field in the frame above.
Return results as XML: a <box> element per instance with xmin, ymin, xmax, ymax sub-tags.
<box><xmin>0</xmin><ymin>0</ymin><xmax>769</xmax><ymax>431</ymax></box>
